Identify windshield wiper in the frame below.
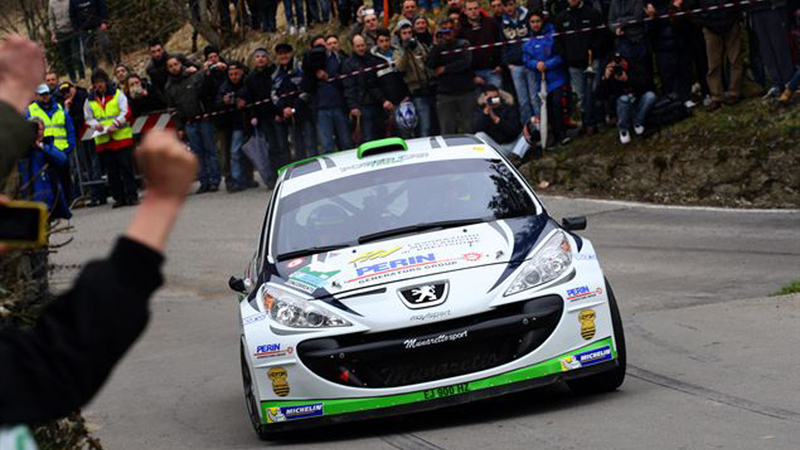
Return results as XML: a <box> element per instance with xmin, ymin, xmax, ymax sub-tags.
<box><xmin>357</xmin><ymin>218</ymin><xmax>486</xmax><ymax>245</ymax></box>
<box><xmin>277</xmin><ymin>244</ymin><xmax>351</xmax><ymax>262</ymax></box>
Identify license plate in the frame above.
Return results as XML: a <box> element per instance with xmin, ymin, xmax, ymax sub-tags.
<box><xmin>422</xmin><ymin>382</ymin><xmax>470</xmax><ymax>400</ymax></box>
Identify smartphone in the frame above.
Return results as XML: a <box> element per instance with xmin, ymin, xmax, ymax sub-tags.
<box><xmin>0</xmin><ymin>201</ymin><xmax>48</xmax><ymax>247</ymax></box>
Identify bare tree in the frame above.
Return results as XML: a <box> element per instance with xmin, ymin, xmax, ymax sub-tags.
<box><xmin>0</xmin><ymin>0</ymin><xmax>48</xmax><ymax>40</ymax></box>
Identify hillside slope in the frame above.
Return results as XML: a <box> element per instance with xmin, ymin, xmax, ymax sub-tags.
<box><xmin>522</xmin><ymin>97</ymin><xmax>800</xmax><ymax>208</ymax></box>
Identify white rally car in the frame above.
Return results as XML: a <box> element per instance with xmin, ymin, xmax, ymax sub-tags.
<box><xmin>230</xmin><ymin>136</ymin><xmax>626</xmax><ymax>439</ymax></box>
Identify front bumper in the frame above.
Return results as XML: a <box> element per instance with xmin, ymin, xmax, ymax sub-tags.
<box><xmin>261</xmin><ymin>337</ymin><xmax>617</xmax><ymax>431</ymax></box>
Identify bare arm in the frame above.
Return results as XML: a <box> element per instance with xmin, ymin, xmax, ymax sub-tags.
<box><xmin>125</xmin><ymin>130</ymin><xmax>198</xmax><ymax>252</ymax></box>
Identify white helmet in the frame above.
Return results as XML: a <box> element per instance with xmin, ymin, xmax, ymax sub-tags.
<box><xmin>394</xmin><ymin>101</ymin><xmax>418</xmax><ymax>134</ymax></box>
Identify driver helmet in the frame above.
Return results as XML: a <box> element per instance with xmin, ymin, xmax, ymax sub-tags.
<box><xmin>394</xmin><ymin>101</ymin><xmax>418</xmax><ymax>134</ymax></box>
<box><xmin>308</xmin><ymin>204</ymin><xmax>348</xmax><ymax>228</ymax></box>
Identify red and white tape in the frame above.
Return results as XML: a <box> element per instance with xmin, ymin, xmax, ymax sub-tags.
<box><xmin>94</xmin><ymin>0</ymin><xmax>761</xmax><ymax>128</ymax></box>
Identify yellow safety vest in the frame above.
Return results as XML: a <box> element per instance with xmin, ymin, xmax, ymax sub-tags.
<box><xmin>88</xmin><ymin>89</ymin><xmax>133</xmax><ymax>145</ymax></box>
<box><xmin>28</xmin><ymin>102</ymin><xmax>70</xmax><ymax>151</ymax></box>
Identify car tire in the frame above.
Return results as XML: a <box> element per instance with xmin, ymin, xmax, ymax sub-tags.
<box><xmin>240</xmin><ymin>340</ymin><xmax>271</xmax><ymax>440</ymax></box>
<box><xmin>566</xmin><ymin>278</ymin><xmax>626</xmax><ymax>394</ymax></box>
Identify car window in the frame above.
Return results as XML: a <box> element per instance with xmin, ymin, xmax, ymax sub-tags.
<box><xmin>271</xmin><ymin>159</ymin><xmax>539</xmax><ymax>258</ymax></box>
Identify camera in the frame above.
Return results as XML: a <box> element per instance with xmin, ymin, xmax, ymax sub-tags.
<box><xmin>402</xmin><ymin>37</ymin><xmax>418</xmax><ymax>50</ymax></box>
<box><xmin>488</xmin><ymin>96</ymin><xmax>502</xmax><ymax>106</ymax></box>
<box><xmin>612</xmin><ymin>53</ymin><xmax>624</xmax><ymax>76</ymax></box>
<box><xmin>129</xmin><ymin>85</ymin><xmax>143</xmax><ymax>98</ymax></box>
<box><xmin>0</xmin><ymin>201</ymin><xmax>48</xmax><ymax>247</ymax></box>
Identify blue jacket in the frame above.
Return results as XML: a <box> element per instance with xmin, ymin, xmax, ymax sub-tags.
<box><xmin>500</xmin><ymin>6</ymin><xmax>531</xmax><ymax>65</ymax></box>
<box><xmin>18</xmin><ymin>141</ymin><xmax>72</xmax><ymax>220</ymax></box>
<box><xmin>25</xmin><ymin>98</ymin><xmax>76</xmax><ymax>153</ymax></box>
<box><xmin>522</xmin><ymin>23</ymin><xmax>567</xmax><ymax>94</ymax></box>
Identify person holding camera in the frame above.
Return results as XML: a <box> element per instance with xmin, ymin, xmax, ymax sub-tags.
<box><xmin>165</xmin><ymin>56</ymin><xmax>222</xmax><ymax>194</ymax></box>
<box><xmin>396</xmin><ymin>19</ymin><xmax>438</xmax><ymax>137</ymax></box>
<box><xmin>18</xmin><ymin>117</ymin><xmax>72</xmax><ymax>220</ymax></box>
<box><xmin>474</xmin><ymin>84</ymin><xmax>529</xmax><ymax>164</ymax></box>
<box><xmin>598</xmin><ymin>54</ymin><xmax>656</xmax><ymax>144</ymax></box>
<box><xmin>125</xmin><ymin>74</ymin><xmax>166</xmax><ymax>118</ymax></box>
<box><xmin>201</xmin><ymin>46</ymin><xmax>229</xmax><ymax>90</ymax></box>
<box><xmin>25</xmin><ymin>83</ymin><xmax>77</xmax><ymax>205</ymax></box>
<box><xmin>426</xmin><ymin>18</ymin><xmax>475</xmax><ymax>134</ymax></box>
<box><xmin>343</xmin><ymin>34</ymin><xmax>385</xmax><ymax>143</ymax></box>
<box><xmin>302</xmin><ymin>36</ymin><xmax>353</xmax><ymax>153</ymax></box>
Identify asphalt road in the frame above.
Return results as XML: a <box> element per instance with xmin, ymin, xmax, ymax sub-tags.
<box><xmin>49</xmin><ymin>189</ymin><xmax>800</xmax><ymax>450</ymax></box>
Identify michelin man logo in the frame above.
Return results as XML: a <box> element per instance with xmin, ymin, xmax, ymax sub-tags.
<box><xmin>411</xmin><ymin>285</ymin><xmax>438</xmax><ymax>303</ymax></box>
<box><xmin>266</xmin><ymin>407</ymin><xmax>286</xmax><ymax>423</ymax></box>
<box><xmin>560</xmin><ymin>355</ymin><xmax>582</xmax><ymax>371</ymax></box>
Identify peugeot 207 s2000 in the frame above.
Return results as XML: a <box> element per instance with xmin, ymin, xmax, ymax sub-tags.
<box><xmin>230</xmin><ymin>136</ymin><xmax>626</xmax><ymax>438</ymax></box>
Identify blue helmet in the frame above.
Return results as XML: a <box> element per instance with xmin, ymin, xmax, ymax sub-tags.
<box><xmin>394</xmin><ymin>101</ymin><xmax>417</xmax><ymax>133</ymax></box>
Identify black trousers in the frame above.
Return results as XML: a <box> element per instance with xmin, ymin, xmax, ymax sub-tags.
<box><xmin>55</xmin><ymin>163</ymin><xmax>73</xmax><ymax>204</ymax></box>
<box><xmin>99</xmin><ymin>148</ymin><xmax>138</xmax><ymax>204</ymax></box>
<box><xmin>751</xmin><ymin>7</ymin><xmax>795</xmax><ymax>88</ymax></box>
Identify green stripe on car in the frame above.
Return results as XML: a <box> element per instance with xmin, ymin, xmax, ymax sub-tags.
<box><xmin>261</xmin><ymin>337</ymin><xmax>615</xmax><ymax>422</ymax></box>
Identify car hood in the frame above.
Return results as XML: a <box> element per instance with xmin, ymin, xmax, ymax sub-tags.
<box><xmin>268</xmin><ymin>214</ymin><xmax>550</xmax><ymax>298</ymax></box>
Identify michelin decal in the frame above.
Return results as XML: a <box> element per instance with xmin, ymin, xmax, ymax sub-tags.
<box><xmin>266</xmin><ymin>403</ymin><xmax>324</xmax><ymax>423</ymax></box>
<box><xmin>560</xmin><ymin>345</ymin><xmax>613</xmax><ymax>371</ymax></box>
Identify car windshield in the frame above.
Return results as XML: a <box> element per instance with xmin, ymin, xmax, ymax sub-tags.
<box><xmin>272</xmin><ymin>159</ymin><xmax>539</xmax><ymax>259</ymax></box>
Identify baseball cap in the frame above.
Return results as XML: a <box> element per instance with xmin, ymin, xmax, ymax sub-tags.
<box><xmin>275</xmin><ymin>42</ymin><xmax>293</xmax><ymax>53</ymax></box>
<box><xmin>36</xmin><ymin>84</ymin><xmax>50</xmax><ymax>95</ymax></box>
<box><xmin>58</xmin><ymin>81</ymin><xmax>74</xmax><ymax>92</ymax></box>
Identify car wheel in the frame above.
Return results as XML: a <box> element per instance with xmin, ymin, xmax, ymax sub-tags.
<box><xmin>566</xmin><ymin>278</ymin><xmax>626</xmax><ymax>394</ymax></box>
<box><xmin>240</xmin><ymin>340</ymin><xmax>271</xmax><ymax>440</ymax></box>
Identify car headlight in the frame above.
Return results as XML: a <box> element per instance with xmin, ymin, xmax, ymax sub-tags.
<box><xmin>262</xmin><ymin>287</ymin><xmax>351</xmax><ymax>328</ymax></box>
<box><xmin>504</xmin><ymin>231</ymin><xmax>572</xmax><ymax>296</ymax></box>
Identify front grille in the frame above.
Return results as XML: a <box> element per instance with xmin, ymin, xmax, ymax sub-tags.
<box><xmin>297</xmin><ymin>295</ymin><xmax>563</xmax><ymax>388</ymax></box>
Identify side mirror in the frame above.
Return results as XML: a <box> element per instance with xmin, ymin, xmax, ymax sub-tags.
<box><xmin>562</xmin><ymin>216</ymin><xmax>587</xmax><ymax>231</ymax></box>
<box><xmin>229</xmin><ymin>276</ymin><xmax>247</xmax><ymax>293</ymax></box>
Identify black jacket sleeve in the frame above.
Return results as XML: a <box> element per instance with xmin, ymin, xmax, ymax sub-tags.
<box><xmin>0</xmin><ymin>237</ymin><xmax>164</xmax><ymax>425</ymax></box>
<box><xmin>342</xmin><ymin>58</ymin><xmax>359</xmax><ymax>111</ymax></box>
<box><xmin>96</xmin><ymin>0</ymin><xmax>108</xmax><ymax>22</ymax></box>
<box><xmin>69</xmin><ymin>0</ymin><xmax>78</xmax><ymax>30</ymax></box>
<box><xmin>0</xmin><ymin>101</ymin><xmax>35</xmax><ymax>181</ymax></box>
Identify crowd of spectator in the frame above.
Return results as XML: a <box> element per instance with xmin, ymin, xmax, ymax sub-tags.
<box><xmin>30</xmin><ymin>0</ymin><xmax>800</xmax><ymax>215</ymax></box>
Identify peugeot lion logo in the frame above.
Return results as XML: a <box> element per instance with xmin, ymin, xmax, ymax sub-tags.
<box><xmin>399</xmin><ymin>282</ymin><xmax>448</xmax><ymax>309</ymax></box>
